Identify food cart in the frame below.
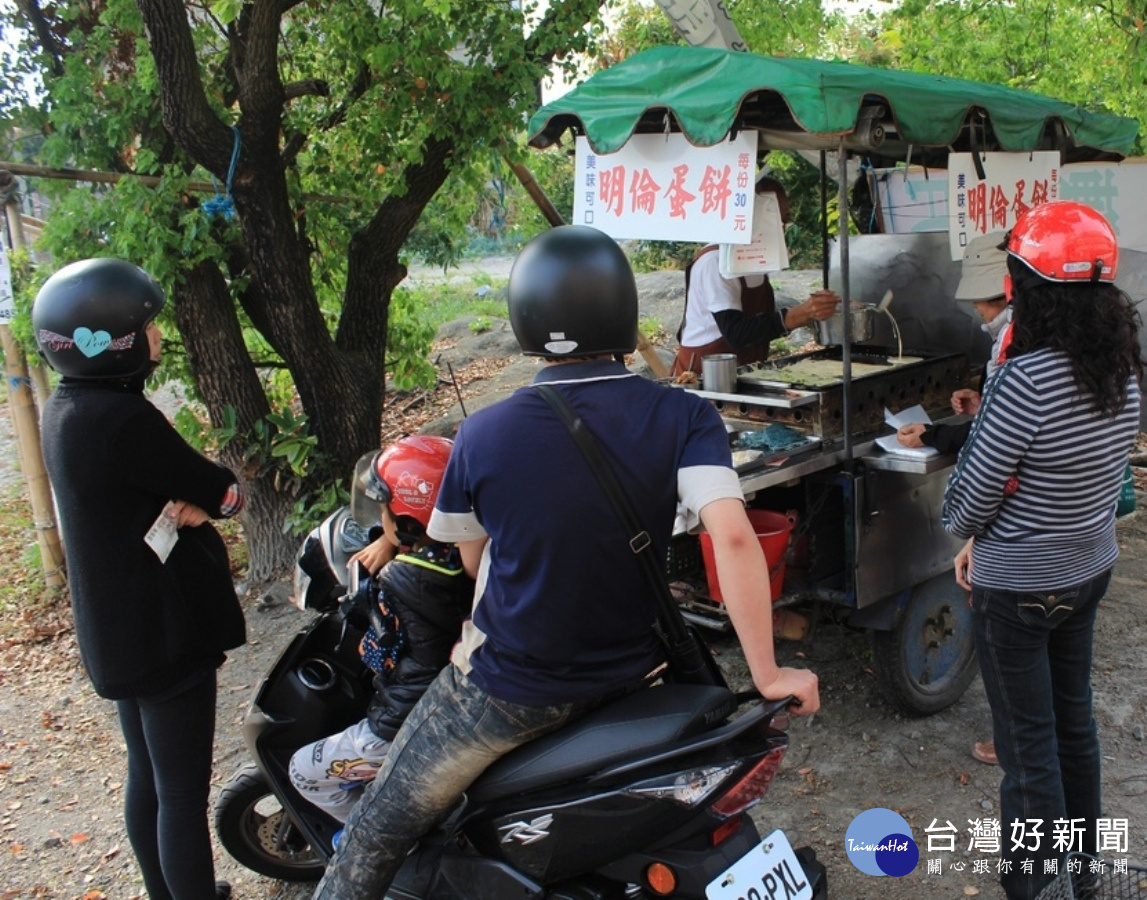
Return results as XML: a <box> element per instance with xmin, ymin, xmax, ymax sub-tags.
<box><xmin>526</xmin><ymin>46</ymin><xmax>1142</xmax><ymax>716</ymax></box>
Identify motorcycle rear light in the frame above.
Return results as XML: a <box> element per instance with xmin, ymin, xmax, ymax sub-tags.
<box><xmin>710</xmin><ymin>746</ymin><xmax>786</xmax><ymax>817</ymax></box>
<box><xmin>710</xmin><ymin>814</ymin><xmax>743</xmax><ymax>848</ymax></box>
<box><xmin>644</xmin><ymin>861</ymin><xmax>678</xmax><ymax>896</ymax></box>
<box><xmin>623</xmin><ymin>764</ymin><xmax>738</xmax><ymax>807</ymax></box>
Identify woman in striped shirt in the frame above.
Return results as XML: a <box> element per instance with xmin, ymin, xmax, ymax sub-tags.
<box><xmin>941</xmin><ymin>202</ymin><xmax>1142</xmax><ymax>900</ymax></box>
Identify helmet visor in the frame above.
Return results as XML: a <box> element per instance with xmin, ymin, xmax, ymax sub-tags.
<box><xmin>349</xmin><ymin>452</ymin><xmax>386</xmax><ymax>528</ymax></box>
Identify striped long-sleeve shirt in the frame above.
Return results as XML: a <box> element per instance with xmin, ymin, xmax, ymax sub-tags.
<box><xmin>941</xmin><ymin>348</ymin><xmax>1140</xmax><ymax>591</ymax></box>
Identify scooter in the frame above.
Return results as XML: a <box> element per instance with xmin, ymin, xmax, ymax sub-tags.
<box><xmin>214</xmin><ymin>497</ymin><xmax>828</xmax><ymax>898</ymax></box>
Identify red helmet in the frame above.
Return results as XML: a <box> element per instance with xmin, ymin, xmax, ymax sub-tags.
<box><xmin>367</xmin><ymin>435</ymin><xmax>453</xmax><ymax>531</ymax></box>
<box><xmin>1004</xmin><ymin>201</ymin><xmax>1118</xmax><ymax>283</ymax></box>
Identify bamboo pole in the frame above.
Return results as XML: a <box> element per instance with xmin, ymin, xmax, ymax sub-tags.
<box><xmin>1</xmin><ymin>199</ymin><xmax>66</xmax><ymax>588</ymax></box>
<box><xmin>28</xmin><ymin>363</ymin><xmax>51</xmax><ymax>410</ymax></box>
<box><xmin>0</xmin><ymin>160</ymin><xmax>359</xmax><ymax>205</ymax></box>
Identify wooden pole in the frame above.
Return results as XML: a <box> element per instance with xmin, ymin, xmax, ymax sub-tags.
<box><xmin>506</xmin><ymin>160</ymin><xmax>670</xmax><ymax>379</ymax></box>
<box><xmin>1</xmin><ymin>198</ymin><xmax>66</xmax><ymax>589</ymax></box>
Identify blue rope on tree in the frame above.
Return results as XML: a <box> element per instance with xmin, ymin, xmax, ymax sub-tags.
<box><xmin>203</xmin><ymin>125</ymin><xmax>241</xmax><ymax>220</ymax></box>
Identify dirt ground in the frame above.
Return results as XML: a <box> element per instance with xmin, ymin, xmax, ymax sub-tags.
<box><xmin>1</xmin><ymin>266</ymin><xmax>1145</xmax><ymax>899</ymax></box>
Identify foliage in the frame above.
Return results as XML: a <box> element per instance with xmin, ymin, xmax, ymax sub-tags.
<box><xmin>731</xmin><ymin>0</ymin><xmax>837</xmax><ymax>57</ymax></box>
<box><xmin>827</xmin><ymin>0</ymin><xmax>1147</xmax><ymax>144</ymax></box>
<box><xmin>627</xmin><ymin>240</ymin><xmax>701</xmax><ymax>272</ymax></box>
<box><xmin>639</xmin><ymin>315</ymin><xmax>669</xmax><ymax>344</ymax></box>
<box><xmin>0</xmin><ymin>490</ymin><xmax>53</xmax><ymax>634</ymax></box>
<box><xmin>594</xmin><ymin>1</ymin><xmax>681</xmax><ymax>66</ymax></box>
<box><xmin>395</xmin><ymin>280</ymin><xmax>509</xmax><ymax>332</ymax></box>
<box><xmin>2</xmin><ymin>246</ymin><xmax>39</xmax><ymax>357</ymax></box>
<box><xmin>386</xmin><ymin>286</ymin><xmax>439</xmax><ymax>391</ymax></box>
<box><xmin>175</xmin><ymin>393</ymin><xmax>348</xmax><ymax>536</ymax></box>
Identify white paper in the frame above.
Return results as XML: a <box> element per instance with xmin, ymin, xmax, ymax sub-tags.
<box><xmin>718</xmin><ymin>192</ymin><xmax>790</xmax><ymax>277</ymax></box>
<box><xmin>144</xmin><ymin>500</ymin><xmax>180</xmax><ymax>563</ymax></box>
<box><xmin>876</xmin><ymin>406</ymin><xmax>939</xmax><ymax>458</ymax></box>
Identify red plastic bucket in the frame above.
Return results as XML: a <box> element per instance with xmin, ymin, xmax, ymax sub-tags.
<box><xmin>699</xmin><ymin>509</ymin><xmax>796</xmax><ymax>602</ymax></box>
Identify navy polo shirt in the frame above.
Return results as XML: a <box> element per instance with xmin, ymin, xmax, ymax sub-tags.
<box><xmin>427</xmin><ymin>359</ymin><xmax>741</xmax><ymax>706</ymax></box>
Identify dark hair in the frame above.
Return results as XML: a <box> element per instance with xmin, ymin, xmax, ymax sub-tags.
<box><xmin>1006</xmin><ymin>254</ymin><xmax>1144</xmax><ymax>417</ymax></box>
<box><xmin>755</xmin><ymin>175</ymin><xmax>787</xmax><ymax>197</ymax></box>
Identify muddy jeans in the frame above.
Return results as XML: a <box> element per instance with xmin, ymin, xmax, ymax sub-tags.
<box><xmin>971</xmin><ymin>568</ymin><xmax>1110</xmax><ymax>900</ymax></box>
<box><xmin>312</xmin><ymin>663</ymin><xmax>595</xmax><ymax>898</ymax></box>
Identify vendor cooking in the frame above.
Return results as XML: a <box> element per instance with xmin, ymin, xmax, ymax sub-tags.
<box><xmin>671</xmin><ymin>173</ymin><xmax>842</xmax><ymax>376</ymax></box>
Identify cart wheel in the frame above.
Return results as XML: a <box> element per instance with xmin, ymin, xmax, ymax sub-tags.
<box><xmin>871</xmin><ymin>572</ymin><xmax>978</xmax><ymax>717</ymax></box>
<box><xmin>214</xmin><ymin>763</ymin><xmax>326</xmax><ymax>882</ymax></box>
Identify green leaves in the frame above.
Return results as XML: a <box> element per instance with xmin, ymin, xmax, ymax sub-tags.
<box><xmin>209</xmin><ymin>0</ymin><xmax>244</xmax><ymax>25</ymax></box>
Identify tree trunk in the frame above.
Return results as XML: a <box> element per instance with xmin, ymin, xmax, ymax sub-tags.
<box><xmin>171</xmin><ymin>259</ymin><xmax>298</xmax><ymax>582</ymax></box>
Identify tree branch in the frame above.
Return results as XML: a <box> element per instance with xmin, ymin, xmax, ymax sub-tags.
<box><xmin>283</xmin><ymin>78</ymin><xmax>329</xmax><ymax>102</ymax></box>
<box><xmin>15</xmin><ymin>0</ymin><xmax>65</xmax><ymax>78</ymax></box>
<box><xmin>523</xmin><ymin>0</ymin><xmax>604</xmax><ymax>66</ymax></box>
<box><xmin>135</xmin><ymin>0</ymin><xmax>236</xmax><ymax>177</ymax></box>
<box><xmin>283</xmin><ymin>64</ymin><xmax>371</xmax><ymax>168</ymax></box>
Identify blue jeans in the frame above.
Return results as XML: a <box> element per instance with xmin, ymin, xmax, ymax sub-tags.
<box><xmin>313</xmin><ymin>664</ymin><xmax>596</xmax><ymax>898</ymax></box>
<box><xmin>971</xmin><ymin>568</ymin><xmax>1110</xmax><ymax>900</ymax></box>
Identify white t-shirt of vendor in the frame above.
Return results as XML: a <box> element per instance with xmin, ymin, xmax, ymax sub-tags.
<box><xmin>679</xmin><ymin>251</ymin><xmax>768</xmax><ymax>347</ymax></box>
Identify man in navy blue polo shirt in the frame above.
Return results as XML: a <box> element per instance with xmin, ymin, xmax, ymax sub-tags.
<box><xmin>314</xmin><ymin>225</ymin><xmax>821</xmax><ymax>898</ymax></box>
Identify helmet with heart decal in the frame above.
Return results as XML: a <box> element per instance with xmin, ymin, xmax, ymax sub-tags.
<box><xmin>32</xmin><ymin>258</ymin><xmax>166</xmax><ymax>380</ymax></box>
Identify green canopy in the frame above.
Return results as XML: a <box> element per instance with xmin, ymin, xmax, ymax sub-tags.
<box><xmin>527</xmin><ymin>46</ymin><xmax>1138</xmax><ymax>161</ymax></box>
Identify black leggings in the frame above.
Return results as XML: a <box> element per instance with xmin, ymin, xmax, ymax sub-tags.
<box><xmin>116</xmin><ymin>670</ymin><xmax>219</xmax><ymax>899</ymax></box>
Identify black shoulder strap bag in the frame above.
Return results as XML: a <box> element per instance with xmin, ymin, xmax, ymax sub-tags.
<box><xmin>535</xmin><ymin>384</ymin><xmax>726</xmax><ymax>689</ymax></box>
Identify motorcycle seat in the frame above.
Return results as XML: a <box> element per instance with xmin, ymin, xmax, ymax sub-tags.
<box><xmin>468</xmin><ymin>683</ymin><xmax>738</xmax><ymax>803</ymax></box>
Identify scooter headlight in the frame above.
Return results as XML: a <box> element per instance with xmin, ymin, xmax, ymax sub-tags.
<box><xmin>622</xmin><ymin>764</ymin><xmax>738</xmax><ymax>807</ymax></box>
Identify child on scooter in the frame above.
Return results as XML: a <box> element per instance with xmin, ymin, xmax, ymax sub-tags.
<box><xmin>288</xmin><ymin>435</ymin><xmax>474</xmax><ymax>822</ymax></box>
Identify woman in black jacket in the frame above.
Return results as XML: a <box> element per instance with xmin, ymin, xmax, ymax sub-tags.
<box><xmin>35</xmin><ymin>259</ymin><xmax>245</xmax><ymax>900</ymax></box>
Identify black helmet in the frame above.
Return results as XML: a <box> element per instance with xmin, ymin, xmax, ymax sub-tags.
<box><xmin>507</xmin><ymin>225</ymin><xmax>638</xmax><ymax>358</ymax></box>
<box><xmin>32</xmin><ymin>258</ymin><xmax>166</xmax><ymax>379</ymax></box>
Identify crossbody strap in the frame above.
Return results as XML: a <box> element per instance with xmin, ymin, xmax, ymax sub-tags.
<box><xmin>534</xmin><ymin>383</ymin><xmax>716</xmax><ymax>680</ymax></box>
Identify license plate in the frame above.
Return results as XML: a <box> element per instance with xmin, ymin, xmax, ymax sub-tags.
<box><xmin>706</xmin><ymin>829</ymin><xmax>813</xmax><ymax>900</ymax></box>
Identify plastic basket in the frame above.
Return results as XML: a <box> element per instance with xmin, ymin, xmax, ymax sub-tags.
<box><xmin>665</xmin><ymin>533</ymin><xmax>704</xmax><ymax>580</ymax></box>
<box><xmin>1034</xmin><ymin>854</ymin><xmax>1147</xmax><ymax>900</ymax></box>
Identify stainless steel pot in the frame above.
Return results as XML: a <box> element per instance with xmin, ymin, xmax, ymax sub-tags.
<box><xmin>815</xmin><ymin>303</ymin><xmax>877</xmax><ymax>345</ymax></box>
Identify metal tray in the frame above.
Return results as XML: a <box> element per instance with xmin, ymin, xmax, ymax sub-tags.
<box><xmin>731</xmin><ymin>434</ymin><xmax>822</xmax><ymax>474</ymax></box>
<box><xmin>687</xmin><ymin>386</ymin><xmax>819</xmax><ymax>409</ymax></box>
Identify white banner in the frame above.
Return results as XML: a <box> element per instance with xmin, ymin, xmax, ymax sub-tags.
<box><xmin>0</xmin><ymin>240</ymin><xmax>15</xmax><ymax>325</ymax></box>
<box><xmin>948</xmin><ymin>152</ymin><xmax>1060</xmax><ymax>260</ymax></box>
<box><xmin>573</xmin><ymin>132</ymin><xmax>759</xmax><ymax>243</ymax></box>
<box><xmin>1059</xmin><ymin>160</ymin><xmax>1147</xmax><ymax>251</ymax></box>
<box><xmin>870</xmin><ymin>167</ymin><xmax>949</xmax><ymax>234</ymax></box>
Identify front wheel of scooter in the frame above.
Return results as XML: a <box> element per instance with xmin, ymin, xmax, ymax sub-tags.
<box><xmin>214</xmin><ymin>763</ymin><xmax>325</xmax><ymax>882</ymax></box>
